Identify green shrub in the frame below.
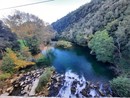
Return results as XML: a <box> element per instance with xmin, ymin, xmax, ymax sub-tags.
<box><xmin>88</xmin><ymin>30</ymin><xmax>115</xmax><ymax>63</ymax></box>
<box><xmin>75</xmin><ymin>34</ymin><xmax>88</xmax><ymax>46</ymax></box>
<box><xmin>56</xmin><ymin>40</ymin><xmax>73</xmax><ymax>48</ymax></box>
<box><xmin>1</xmin><ymin>54</ymin><xmax>15</xmax><ymax>74</ymax></box>
<box><xmin>110</xmin><ymin>76</ymin><xmax>130</xmax><ymax>97</ymax></box>
<box><xmin>35</xmin><ymin>67</ymin><xmax>54</xmax><ymax>93</ymax></box>
<box><xmin>18</xmin><ymin>46</ymin><xmax>32</xmax><ymax>60</ymax></box>
<box><xmin>18</xmin><ymin>39</ymin><xmax>27</xmax><ymax>49</ymax></box>
<box><xmin>0</xmin><ymin>73</ymin><xmax>11</xmax><ymax>80</ymax></box>
<box><xmin>25</xmin><ymin>36</ymin><xmax>40</xmax><ymax>55</ymax></box>
<box><xmin>36</xmin><ymin>54</ymin><xmax>52</xmax><ymax>67</ymax></box>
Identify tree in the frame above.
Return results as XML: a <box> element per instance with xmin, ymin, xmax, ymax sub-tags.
<box><xmin>75</xmin><ymin>33</ymin><xmax>88</xmax><ymax>46</ymax></box>
<box><xmin>0</xmin><ymin>20</ymin><xmax>19</xmax><ymax>59</ymax></box>
<box><xmin>25</xmin><ymin>36</ymin><xmax>40</xmax><ymax>55</ymax></box>
<box><xmin>4</xmin><ymin>10</ymin><xmax>55</xmax><ymax>44</ymax></box>
<box><xmin>36</xmin><ymin>25</ymin><xmax>55</xmax><ymax>45</ymax></box>
<box><xmin>1</xmin><ymin>48</ymin><xmax>35</xmax><ymax>72</ymax></box>
<box><xmin>1</xmin><ymin>52</ymin><xmax>15</xmax><ymax>74</ymax></box>
<box><xmin>88</xmin><ymin>30</ymin><xmax>115</xmax><ymax>62</ymax></box>
<box><xmin>110</xmin><ymin>76</ymin><xmax>130</xmax><ymax>97</ymax></box>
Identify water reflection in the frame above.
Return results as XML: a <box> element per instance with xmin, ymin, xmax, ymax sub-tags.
<box><xmin>42</xmin><ymin>46</ymin><xmax>114</xmax><ymax>82</ymax></box>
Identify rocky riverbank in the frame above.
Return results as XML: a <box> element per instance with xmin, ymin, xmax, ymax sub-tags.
<box><xmin>0</xmin><ymin>69</ymin><xmax>44</xmax><ymax>97</ymax></box>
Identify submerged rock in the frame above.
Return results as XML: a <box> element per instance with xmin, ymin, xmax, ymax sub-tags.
<box><xmin>98</xmin><ymin>89</ymin><xmax>105</xmax><ymax>96</ymax></box>
<box><xmin>90</xmin><ymin>84</ymin><xmax>94</xmax><ymax>88</ymax></box>
<box><xmin>86</xmin><ymin>81</ymin><xmax>91</xmax><ymax>86</ymax></box>
<box><xmin>107</xmin><ymin>94</ymin><xmax>112</xmax><ymax>97</ymax></box>
<box><xmin>56</xmin><ymin>77</ymin><xmax>60</xmax><ymax>82</ymax></box>
<box><xmin>54</xmin><ymin>84</ymin><xmax>58</xmax><ymax>88</ymax></box>
<box><xmin>80</xmin><ymin>89</ymin><xmax>88</xmax><ymax>97</ymax></box>
<box><xmin>71</xmin><ymin>87</ymin><xmax>76</xmax><ymax>94</ymax></box>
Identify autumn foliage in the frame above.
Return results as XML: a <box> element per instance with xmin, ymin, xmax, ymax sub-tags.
<box><xmin>5</xmin><ymin>48</ymin><xmax>35</xmax><ymax>70</ymax></box>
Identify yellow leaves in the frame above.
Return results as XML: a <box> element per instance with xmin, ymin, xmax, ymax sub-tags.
<box><xmin>6</xmin><ymin>48</ymin><xmax>17</xmax><ymax>60</ymax></box>
<box><xmin>6</xmin><ymin>48</ymin><xmax>35</xmax><ymax>70</ymax></box>
<box><xmin>14</xmin><ymin>60</ymin><xmax>35</xmax><ymax>69</ymax></box>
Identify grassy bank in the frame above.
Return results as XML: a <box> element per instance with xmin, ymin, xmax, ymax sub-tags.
<box><xmin>35</xmin><ymin>67</ymin><xmax>54</xmax><ymax>94</ymax></box>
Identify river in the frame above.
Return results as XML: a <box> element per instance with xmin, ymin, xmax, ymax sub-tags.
<box><xmin>47</xmin><ymin>45</ymin><xmax>114</xmax><ymax>82</ymax></box>
<box><xmin>43</xmin><ymin>45</ymin><xmax>114</xmax><ymax>97</ymax></box>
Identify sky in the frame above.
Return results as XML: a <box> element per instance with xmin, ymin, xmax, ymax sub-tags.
<box><xmin>0</xmin><ymin>0</ymin><xmax>91</xmax><ymax>23</ymax></box>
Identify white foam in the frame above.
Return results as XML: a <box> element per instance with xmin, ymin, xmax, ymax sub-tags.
<box><xmin>90</xmin><ymin>89</ymin><xmax>97</xmax><ymax>97</ymax></box>
<box><xmin>57</xmin><ymin>70</ymin><xmax>86</xmax><ymax>98</ymax></box>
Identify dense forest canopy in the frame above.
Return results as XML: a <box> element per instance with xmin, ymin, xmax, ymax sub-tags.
<box><xmin>52</xmin><ymin>0</ymin><xmax>130</xmax><ymax>42</ymax></box>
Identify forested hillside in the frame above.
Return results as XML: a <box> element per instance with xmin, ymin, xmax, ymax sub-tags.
<box><xmin>52</xmin><ymin>0</ymin><xmax>130</xmax><ymax>45</ymax></box>
<box><xmin>52</xmin><ymin>0</ymin><xmax>130</xmax><ymax>74</ymax></box>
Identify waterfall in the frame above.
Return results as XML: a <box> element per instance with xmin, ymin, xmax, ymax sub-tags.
<box><xmin>56</xmin><ymin>70</ymin><xmax>110</xmax><ymax>98</ymax></box>
<box><xmin>90</xmin><ymin>89</ymin><xmax>97</xmax><ymax>97</ymax></box>
<box><xmin>57</xmin><ymin>70</ymin><xmax>86</xmax><ymax>98</ymax></box>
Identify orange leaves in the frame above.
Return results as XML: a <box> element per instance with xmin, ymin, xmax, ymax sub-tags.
<box><xmin>6</xmin><ymin>48</ymin><xmax>35</xmax><ymax>70</ymax></box>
